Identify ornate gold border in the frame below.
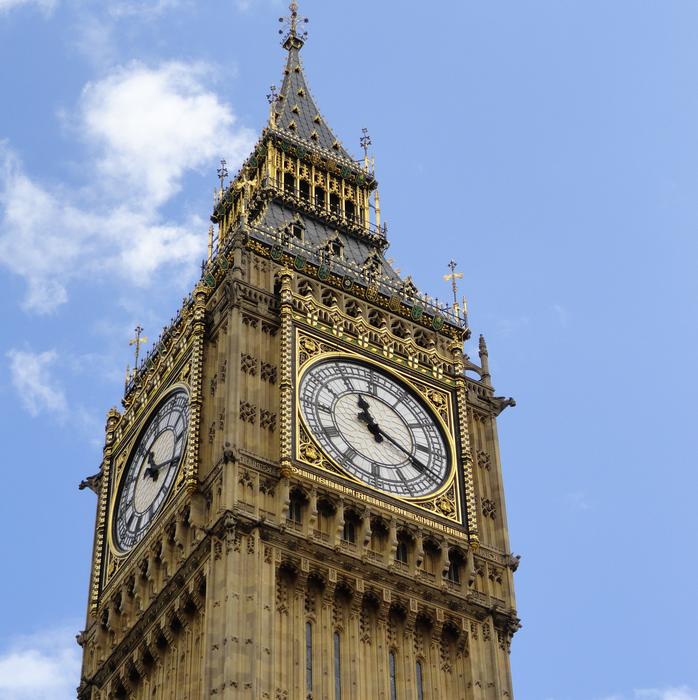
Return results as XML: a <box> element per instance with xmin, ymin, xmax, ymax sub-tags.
<box><xmin>106</xmin><ymin>383</ymin><xmax>191</xmax><ymax>559</ymax></box>
<box><xmin>293</xmin><ymin>330</ymin><xmax>462</xmax><ymax>523</ymax></box>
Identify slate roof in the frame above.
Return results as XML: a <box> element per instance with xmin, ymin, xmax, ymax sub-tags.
<box><xmin>243</xmin><ymin>199</ymin><xmax>448</xmax><ymax>318</ymax></box>
<box><xmin>272</xmin><ymin>45</ymin><xmax>354</xmax><ymax>163</ymax></box>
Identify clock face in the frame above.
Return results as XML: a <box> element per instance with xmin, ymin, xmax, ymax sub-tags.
<box><xmin>298</xmin><ymin>358</ymin><xmax>451</xmax><ymax>497</ymax></box>
<box><xmin>113</xmin><ymin>389</ymin><xmax>189</xmax><ymax>553</ymax></box>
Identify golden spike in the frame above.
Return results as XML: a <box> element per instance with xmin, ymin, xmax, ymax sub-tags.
<box><xmin>208</xmin><ymin>224</ymin><xmax>214</xmax><ymax>262</ymax></box>
<box><xmin>443</xmin><ymin>259</ymin><xmax>464</xmax><ymax>318</ymax></box>
<box><xmin>129</xmin><ymin>325</ymin><xmax>148</xmax><ymax>370</ymax></box>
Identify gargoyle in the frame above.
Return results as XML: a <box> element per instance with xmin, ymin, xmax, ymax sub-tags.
<box><xmin>79</xmin><ymin>470</ymin><xmax>103</xmax><ymax>494</ymax></box>
<box><xmin>507</xmin><ymin>554</ymin><xmax>521</xmax><ymax>572</ymax></box>
<box><xmin>490</xmin><ymin>396</ymin><xmax>516</xmax><ymax>416</ymax></box>
<box><xmin>223</xmin><ymin>442</ymin><xmax>237</xmax><ymax>465</ymax></box>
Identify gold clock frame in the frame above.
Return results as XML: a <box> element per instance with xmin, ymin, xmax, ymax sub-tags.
<box><xmin>107</xmin><ymin>383</ymin><xmax>191</xmax><ymax>558</ymax></box>
<box><xmin>293</xmin><ymin>330</ymin><xmax>463</xmax><ymax>524</ymax></box>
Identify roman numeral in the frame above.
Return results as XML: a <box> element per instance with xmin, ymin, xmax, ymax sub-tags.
<box><xmin>324</xmin><ymin>426</ymin><xmax>340</xmax><ymax>438</ymax></box>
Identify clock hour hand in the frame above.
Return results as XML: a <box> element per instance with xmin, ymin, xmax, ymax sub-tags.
<box><xmin>143</xmin><ymin>451</ymin><xmax>159</xmax><ymax>481</ymax></box>
<box><xmin>357</xmin><ymin>395</ymin><xmax>383</xmax><ymax>442</ymax></box>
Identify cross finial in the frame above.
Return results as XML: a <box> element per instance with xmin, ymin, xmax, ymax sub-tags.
<box><xmin>443</xmin><ymin>259</ymin><xmax>465</xmax><ymax>318</ymax></box>
<box><xmin>217</xmin><ymin>159</ymin><xmax>228</xmax><ymax>191</ymax></box>
<box><xmin>279</xmin><ymin>1</ymin><xmax>309</xmax><ymax>49</ymax></box>
<box><xmin>360</xmin><ymin>127</ymin><xmax>373</xmax><ymax>171</ymax></box>
<box><xmin>360</xmin><ymin>128</ymin><xmax>372</xmax><ymax>159</ymax></box>
<box><xmin>129</xmin><ymin>325</ymin><xmax>148</xmax><ymax>371</ymax></box>
<box><xmin>266</xmin><ymin>84</ymin><xmax>279</xmax><ymax>105</ymax></box>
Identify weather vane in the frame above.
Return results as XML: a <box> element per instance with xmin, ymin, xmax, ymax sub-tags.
<box><xmin>279</xmin><ymin>1</ymin><xmax>309</xmax><ymax>43</ymax></box>
<box><xmin>129</xmin><ymin>325</ymin><xmax>147</xmax><ymax>369</ymax></box>
<box><xmin>217</xmin><ymin>159</ymin><xmax>228</xmax><ymax>191</ymax></box>
<box><xmin>443</xmin><ymin>260</ymin><xmax>464</xmax><ymax>318</ymax></box>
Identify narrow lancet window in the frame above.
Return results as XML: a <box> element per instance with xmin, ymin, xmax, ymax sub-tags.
<box><xmin>416</xmin><ymin>660</ymin><xmax>424</xmax><ymax>700</ymax></box>
<box><xmin>389</xmin><ymin>651</ymin><xmax>397</xmax><ymax>700</ymax></box>
<box><xmin>334</xmin><ymin>631</ymin><xmax>342</xmax><ymax>700</ymax></box>
<box><xmin>306</xmin><ymin>621</ymin><xmax>313</xmax><ymax>695</ymax></box>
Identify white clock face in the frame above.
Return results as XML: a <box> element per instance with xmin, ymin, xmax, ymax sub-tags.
<box><xmin>298</xmin><ymin>358</ymin><xmax>451</xmax><ymax>497</ymax></box>
<box><xmin>113</xmin><ymin>389</ymin><xmax>189</xmax><ymax>553</ymax></box>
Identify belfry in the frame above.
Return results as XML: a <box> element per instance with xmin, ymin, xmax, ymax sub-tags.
<box><xmin>78</xmin><ymin>4</ymin><xmax>521</xmax><ymax>697</ymax></box>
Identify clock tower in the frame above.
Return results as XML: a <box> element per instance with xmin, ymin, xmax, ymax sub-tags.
<box><xmin>78</xmin><ymin>4</ymin><xmax>521</xmax><ymax>698</ymax></box>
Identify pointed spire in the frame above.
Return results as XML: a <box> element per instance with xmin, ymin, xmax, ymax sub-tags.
<box><xmin>479</xmin><ymin>334</ymin><xmax>492</xmax><ymax>385</ymax></box>
<box><xmin>271</xmin><ymin>2</ymin><xmax>353</xmax><ymax>162</ymax></box>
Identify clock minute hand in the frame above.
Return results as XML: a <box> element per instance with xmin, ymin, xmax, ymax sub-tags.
<box><xmin>377</xmin><ymin>429</ymin><xmax>440</xmax><ymax>481</ymax></box>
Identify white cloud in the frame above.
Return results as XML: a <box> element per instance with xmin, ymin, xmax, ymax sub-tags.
<box><xmin>0</xmin><ymin>61</ymin><xmax>255</xmax><ymax>313</ymax></box>
<box><xmin>598</xmin><ymin>688</ymin><xmax>698</xmax><ymax>700</ymax></box>
<box><xmin>79</xmin><ymin>61</ymin><xmax>252</xmax><ymax>206</ymax></box>
<box><xmin>0</xmin><ymin>627</ymin><xmax>81</xmax><ymax>700</ymax></box>
<box><xmin>0</xmin><ymin>0</ymin><xmax>55</xmax><ymax>15</ymax></box>
<box><xmin>107</xmin><ymin>0</ymin><xmax>185</xmax><ymax>18</ymax></box>
<box><xmin>635</xmin><ymin>689</ymin><xmax>698</xmax><ymax>700</ymax></box>
<box><xmin>6</xmin><ymin>349</ymin><xmax>67</xmax><ymax>417</ymax></box>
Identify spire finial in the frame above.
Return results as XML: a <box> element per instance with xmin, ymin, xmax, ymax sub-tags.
<box><xmin>129</xmin><ymin>325</ymin><xmax>147</xmax><ymax>372</ymax></box>
<box><xmin>279</xmin><ymin>1</ymin><xmax>308</xmax><ymax>50</ymax></box>
<box><xmin>479</xmin><ymin>334</ymin><xmax>491</xmax><ymax>385</ymax></box>
<box><xmin>443</xmin><ymin>260</ymin><xmax>464</xmax><ymax>319</ymax></box>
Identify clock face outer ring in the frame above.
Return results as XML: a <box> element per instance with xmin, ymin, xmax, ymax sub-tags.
<box><xmin>110</xmin><ymin>385</ymin><xmax>190</xmax><ymax>556</ymax></box>
<box><xmin>296</xmin><ymin>353</ymin><xmax>456</xmax><ymax>501</ymax></box>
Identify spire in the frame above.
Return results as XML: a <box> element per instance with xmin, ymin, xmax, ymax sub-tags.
<box><xmin>271</xmin><ymin>2</ymin><xmax>353</xmax><ymax>162</ymax></box>
<box><xmin>479</xmin><ymin>334</ymin><xmax>492</xmax><ymax>386</ymax></box>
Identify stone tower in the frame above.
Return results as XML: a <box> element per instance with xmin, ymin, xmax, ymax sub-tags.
<box><xmin>78</xmin><ymin>5</ymin><xmax>520</xmax><ymax>698</ymax></box>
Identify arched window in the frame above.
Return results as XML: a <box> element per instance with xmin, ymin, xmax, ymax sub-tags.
<box><xmin>289</xmin><ymin>491</ymin><xmax>304</xmax><ymax>525</ymax></box>
<box><xmin>345</xmin><ymin>199</ymin><xmax>355</xmax><ymax>221</ymax></box>
<box><xmin>315</xmin><ymin>186</ymin><xmax>326</xmax><ymax>208</ymax></box>
<box><xmin>284</xmin><ymin>172</ymin><xmax>295</xmax><ymax>194</ymax></box>
<box><xmin>395</xmin><ymin>540</ymin><xmax>408</xmax><ymax>564</ymax></box>
<box><xmin>299</xmin><ymin>179</ymin><xmax>310</xmax><ymax>201</ymax></box>
<box><xmin>330</xmin><ymin>192</ymin><xmax>341</xmax><ymax>213</ymax></box>
<box><xmin>305</xmin><ymin>621</ymin><xmax>313</xmax><ymax>695</ymax></box>
<box><xmin>342</xmin><ymin>520</ymin><xmax>356</xmax><ymax>544</ymax></box>
<box><xmin>416</xmin><ymin>660</ymin><xmax>424</xmax><ymax>700</ymax></box>
<box><xmin>334</xmin><ymin>631</ymin><xmax>342</xmax><ymax>700</ymax></box>
<box><xmin>447</xmin><ymin>549</ymin><xmax>464</xmax><ymax>584</ymax></box>
<box><xmin>388</xmin><ymin>651</ymin><xmax>397</xmax><ymax>700</ymax></box>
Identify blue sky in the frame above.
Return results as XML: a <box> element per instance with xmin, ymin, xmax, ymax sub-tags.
<box><xmin>0</xmin><ymin>1</ymin><xmax>696</xmax><ymax>698</ymax></box>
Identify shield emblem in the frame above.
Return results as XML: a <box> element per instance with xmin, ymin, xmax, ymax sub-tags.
<box><xmin>271</xmin><ymin>244</ymin><xmax>283</xmax><ymax>261</ymax></box>
<box><xmin>410</xmin><ymin>305</ymin><xmax>424</xmax><ymax>322</ymax></box>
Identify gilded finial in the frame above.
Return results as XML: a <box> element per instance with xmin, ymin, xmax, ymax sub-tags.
<box><xmin>443</xmin><ymin>260</ymin><xmax>464</xmax><ymax>319</ymax></box>
<box><xmin>279</xmin><ymin>1</ymin><xmax>308</xmax><ymax>49</ymax></box>
<box><xmin>360</xmin><ymin>128</ymin><xmax>374</xmax><ymax>173</ymax></box>
<box><xmin>217</xmin><ymin>159</ymin><xmax>228</xmax><ymax>192</ymax></box>
<box><xmin>207</xmin><ymin>224</ymin><xmax>214</xmax><ymax>262</ymax></box>
<box><xmin>129</xmin><ymin>325</ymin><xmax>148</xmax><ymax>371</ymax></box>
